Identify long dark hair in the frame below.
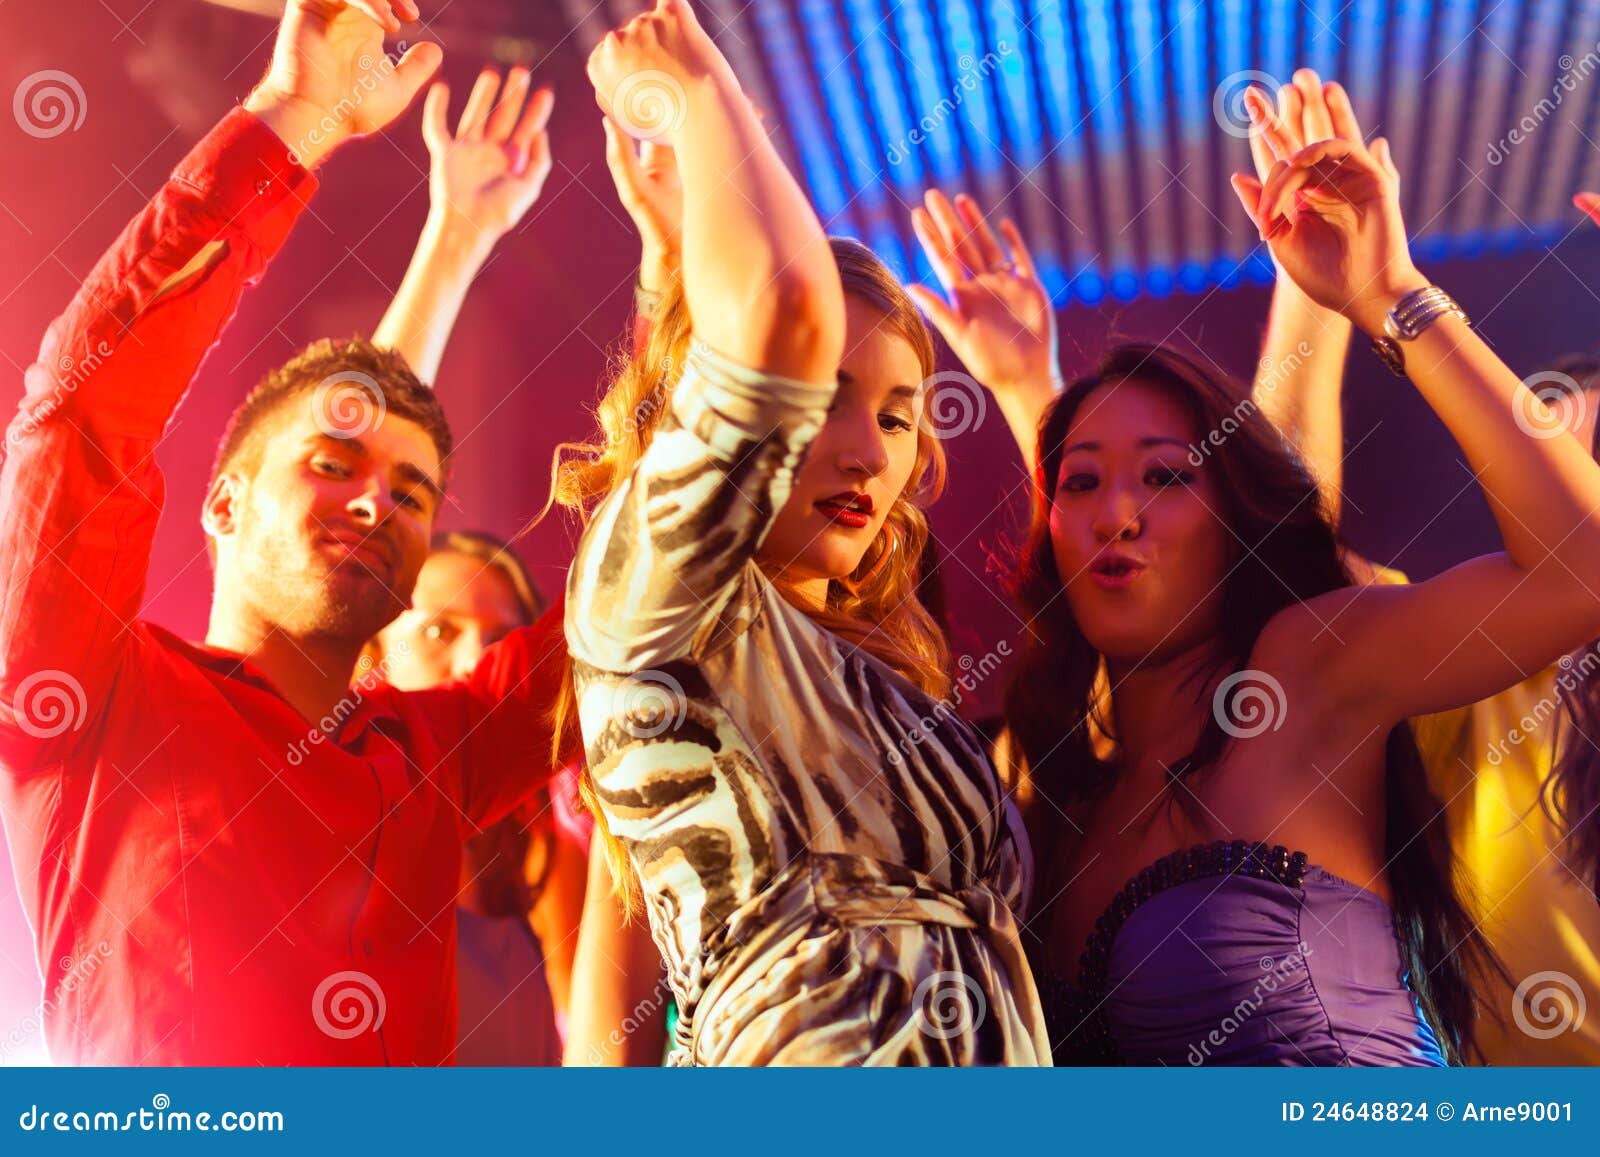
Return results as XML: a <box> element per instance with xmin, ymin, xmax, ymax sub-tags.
<box><xmin>1003</xmin><ymin>343</ymin><xmax>1503</xmax><ymax>1063</ymax></box>
<box><xmin>1542</xmin><ymin>354</ymin><xmax>1600</xmax><ymax>906</ymax></box>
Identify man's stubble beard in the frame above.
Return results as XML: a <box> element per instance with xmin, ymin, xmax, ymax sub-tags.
<box><xmin>244</xmin><ymin>525</ymin><xmax>410</xmax><ymax>646</ymax></box>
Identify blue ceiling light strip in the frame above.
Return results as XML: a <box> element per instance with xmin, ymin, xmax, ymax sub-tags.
<box><xmin>1386</xmin><ymin>0</ymin><xmax>1435</xmax><ymax>233</ymax></box>
<box><xmin>1143</xmin><ymin>0</ymin><xmax>1188</xmax><ymax>300</ymax></box>
<box><xmin>1481</xmin><ymin>0</ymin><xmax>1541</xmax><ymax>247</ymax></box>
<box><xmin>1451</xmin><ymin>0</ymin><xmax>1524</xmax><ymax>255</ymax></box>
<box><xmin>1027</xmin><ymin>0</ymin><xmax>1093</xmax><ymax>301</ymax></box>
<box><xmin>1344</xmin><ymin>0</ymin><xmax>1387</xmax><ymax>136</ymax></box>
<box><xmin>1118</xmin><ymin>0</ymin><xmax>1172</xmax><ymax>298</ymax></box>
<box><xmin>1237</xmin><ymin>0</ymin><xmax>1274</xmax><ymax>286</ymax></box>
<box><xmin>888</xmin><ymin>0</ymin><xmax>968</xmax><ymax>188</ymax></box>
<box><xmin>1530</xmin><ymin>0</ymin><xmax>1587</xmax><ymax>225</ymax></box>
<box><xmin>842</xmin><ymin>0</ymin><xmax>926</xmax><ymax>198</ymax></box>
<box><xmin>1305</xmin><ymin>0</ymin><xmax>1343</xmax><ymax>77</ymax></box>
<box><xmin>1496</xmin><ymin>0</ymin><xmax>1572</xmax><ymax>247</ymax></box>
<box><xmin>1410</xmin><ymin>0</ymin><xmax>1476</xmax><ymax>256</ymax></box>
<box><xmin>1056</xmin><ymin>0</ymin><xmax>1112</xmax><ymax>303</ymax></box>
<box><xmin>721</xmin><ymin>0</ymin><xmax>1578</xmax><ymax>310</ymax></box>
<box><xmin>1073</xmin><ymin>0</ymin><xmax>1135</xmax><ymax>302</ymax></box>
<box><xmin>1211</xmin><ymin>0</ymin><xmax>1253</xmax><ymax>287</ymax></box>
<box><xmin>793</xmin><ymin>0</ymin><xmax>908</xmax><ymax>268</ymax></box>
<box><xmin>1261</xmin><ymin>0</ymin><xmax>1295</xmax><ymax>87</ymax></box>
<box><xmin>936</xmin><ymin>0</ymin><xmax>1007</xmax><ymax>182</ymax></box>
<box><xmin>971</xmin><ymin>0</ymin><xmax>1070</xmax><ymax>300</ymax></box>
<box><xmin>935</xmin><ymin>0</ymin><xmax>1025</xmax><ymax>291</ymax></box>
<box><xmin>747</xmin><ymin>3</ymin><xmax>851</xmax><ymax>226</ymax></box>
<box><xmin>1545</xmin><ymin>0</ymin><xmax>1600</xmax><ymax>226</ymax></box>
<box><xmin>1169</xmin><ymin>0</ymin><xmax>1211</xmax><ymax>293</ymax></box>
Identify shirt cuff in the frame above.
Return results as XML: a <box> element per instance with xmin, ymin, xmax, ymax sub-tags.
<box><xmin>173</xmin><ymin>106</ymin><xmax>320</xmax><ymax>251</ymax></box>
<box><xmin>669</xmin><ymin>339</ymin><xmax>835</xmax><ymax>463</ymax></box>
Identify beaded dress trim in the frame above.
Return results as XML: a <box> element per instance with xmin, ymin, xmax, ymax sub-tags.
<box><xmin>1041</xmin><ymin>839</ymin><xmax>1310</xmax><ymax>1064</ymax></box>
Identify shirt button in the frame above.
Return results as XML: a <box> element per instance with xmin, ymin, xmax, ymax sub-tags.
<box><xmin>362</xmin><ymin>939</ymin><xmax>375</xmax><ymax>958</ymax></box>
<box><xmin>255</xmin><ymin>178</ymin><xmax>271</xmax><ymax>195</ymax></box>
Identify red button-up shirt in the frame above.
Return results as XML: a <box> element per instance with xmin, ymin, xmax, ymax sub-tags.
<box><xmin>0</xmin><ymin>109</ymin><xmax>565</xmax><ymax>1065</ymax></box>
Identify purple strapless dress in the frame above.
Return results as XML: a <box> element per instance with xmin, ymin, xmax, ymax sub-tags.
<box><xmin>1038</xmin><ymin>840</ymin><xmax>1447</xmax><ymax>1066</ymax></box>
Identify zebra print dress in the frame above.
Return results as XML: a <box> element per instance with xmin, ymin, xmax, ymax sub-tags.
<box><xmin>565</xmin><ymin>340</ymin><xmax>1051</xmax><ymax>1065</ymax></box>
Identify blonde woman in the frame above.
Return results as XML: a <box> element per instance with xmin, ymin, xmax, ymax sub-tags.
<box><xmin>560</xmin><ymin>0</ymin><xmax>1048</xmax><ymax>1065</ymax></box>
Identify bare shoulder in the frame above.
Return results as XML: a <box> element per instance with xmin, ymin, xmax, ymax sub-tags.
<box><xmin>1248</xmin><ymin>585</ymin><xmax>1404</xmax><ymax>719</ymax></box>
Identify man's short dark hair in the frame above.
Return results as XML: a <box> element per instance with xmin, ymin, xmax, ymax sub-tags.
<box><xmin>210</xmin><ymin>336</ymin><xmax>454</xmax><ymax>489</ymax></box>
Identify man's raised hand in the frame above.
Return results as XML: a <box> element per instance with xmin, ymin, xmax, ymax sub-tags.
<box><xmin>244</xmin><ymin>1</ymin><xmax>443</xmax><ymax>169</ymax></box>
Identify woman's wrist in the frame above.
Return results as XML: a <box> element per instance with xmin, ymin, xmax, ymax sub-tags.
<box><xmin>639</xmin><ymin>243</ymin><xmax>678</xmax><ymax>294</ymax></box>
<box><xmin>1276</xmin><ymin>274</ymin><xmax>1350</xmax><ymax>329</ymax></box>
<box><xmin>420</xmin><ymin>208</ymin><xmax>498</xmax><ymax>270</ymax></box>
<box><xmin>988</xmin><ymin>366</ymin><xmax>1065</xmax><ymax>404</ymax></box>
<box><xmin>1345</xmin><ymin>266</ymin><xmax>1431</xmax><ymax>337</ymax></box>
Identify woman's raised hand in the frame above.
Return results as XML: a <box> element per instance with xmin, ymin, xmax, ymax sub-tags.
<box><xmin>908</xmin><ymin>190</ymin><xmax>1059</xmax><ymax>398</ymax></box>
<box><xmin>1231</xmin><ymin>78</ymin><xmax>1422</xmax><ymax>331</ymax></box>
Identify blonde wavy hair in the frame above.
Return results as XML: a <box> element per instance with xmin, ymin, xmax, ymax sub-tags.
<box><xmin>549</xmin><ymin>237</ymin><xmax>952</xmax><ymax>912</ymax></box>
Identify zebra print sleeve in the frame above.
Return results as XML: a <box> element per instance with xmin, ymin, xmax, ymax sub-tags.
<box><xmin>565</xmin><ymin>339</ymin><xmax>834</xmax><ymax>673</ymax></box>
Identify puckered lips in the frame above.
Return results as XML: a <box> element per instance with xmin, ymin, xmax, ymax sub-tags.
<box><xmin>1088</xmin><ymin>548</ymin><xmax>1147</xmax><ymax>591</ymax></box>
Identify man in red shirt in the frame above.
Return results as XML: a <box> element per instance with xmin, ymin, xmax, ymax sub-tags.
<box><xmin>0</xmin><ymin>0</ymin><xmax>567</xmax><ymax>1064</ymax></box>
